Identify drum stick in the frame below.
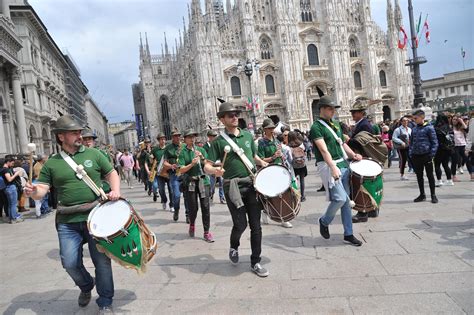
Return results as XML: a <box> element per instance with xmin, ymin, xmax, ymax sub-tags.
<box><xmin>77</xmin><ymin>165</ymin><xmax>108</xmax><ymax>200</ymax></box>
<box><xmin>220</xmin><ymin>145</ymin><xmax>231</xmax><ymax>170</ymax></box>
<box><xmin>27</xmin><ymin>143</ymin><xmax>36</xmax><ymax>184</ymax></box>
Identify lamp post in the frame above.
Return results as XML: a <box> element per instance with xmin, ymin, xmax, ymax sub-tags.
<box><xmin>237</xmin><ymin>59</ymin><xmax>260</xmax><ymax>133</ymax></box>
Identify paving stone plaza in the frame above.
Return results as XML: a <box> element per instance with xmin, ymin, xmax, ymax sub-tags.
<box><xmin>0</xmin><ymin>163</ymin><xmax>472</xmax><ymax>314</ymax></box>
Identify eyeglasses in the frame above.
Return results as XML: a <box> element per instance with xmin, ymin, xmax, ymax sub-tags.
<box><xmin>226</xmin><ymin>113</ymin><xmax>240</xmax><ymax>118</ymax></box>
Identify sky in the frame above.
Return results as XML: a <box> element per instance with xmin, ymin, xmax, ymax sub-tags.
<box><xmin>28</xmin><ymin>0</ymin><xmax>473</xmax><ymax>123</ymax></box>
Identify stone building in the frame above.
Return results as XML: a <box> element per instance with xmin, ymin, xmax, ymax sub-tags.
<box><xmin>113</xmin><ymin>126</ymin><xmax>138</xmax><ymax>152</ymax></box>
<box><xmin>64</xmin><ymin>52</ymin><xmax>88</xmax><ymax>127</ymax></box>
<box><xmin>135</xmin><ymin>0</ymin><xmax>414</xmax><ymax>138</ymax></box>
<box><xmin>84</xmin><ymin>95</ymin><xmax>109</xmax><ymax>146</ymax></box>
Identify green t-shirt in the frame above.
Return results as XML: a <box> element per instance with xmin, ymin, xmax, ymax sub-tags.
<box><xmin>164</xmin><ymin>142</ymin><xmax>185</xmax><ymax>165</ymax></box>
<box><xmin>309</xmin><ymin>119</ymin><xmax>348</xmax><ymax>169</ymax></box>
<box><xmin>151</xmin><ymin>145</ymin><xmax>166</xmax><ymax>162</ymax></box>
<box><xmin>38</xmin><ymin>145</ymin><xmax>114</xmax><ymax>223</ymax></box>
<box><xmin>138</xmin><ymin>150</ymin><xmax>151</xmax><ymax>166</ymax></box>
<box><xmin>208</xmin><ymin>128</ymin><xmax>256</xmax><ymax>180</ymax></box>
<box><xmin>257</xmin><ymin>137</ymin><xmax>282</xmax><ymax>164</ymax></box>
<box><xmin>372</xmin><ymin>124</ymin><xmax>381</xmax><ymax>135</ymax></box>
<box><xmin>178</xmin><ymin>146</ymin><xmax>210</xmax><ymax>185</ymax></box>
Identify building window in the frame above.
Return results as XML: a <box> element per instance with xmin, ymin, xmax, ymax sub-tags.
<box><xmin>450</xmin><ymin>87</ymin><xmax>455</xmax><ymax>93</ymax></box>
<box><xmin>265</xmin><ymin>75</ymin><xmax>275</xmax><ymax>94</ymax></box>
<box><xmin>307</xmin><ymin>44</ymin><xmax>319</xmax><ymax>66</ymax></box>
<box><xmin>425</xmin><ymin>91</ymin><xmax>430</xmax><ymax>98</ymax></box>
<box><xmin>379</xmin><ymin>70</ymin><xmax>387</xmax><ymax>87</ymax></box>
<box><xmin>349</xmin><ymin>38</ymin><xmax>359</xmax><ymax>58</ymax></box>
<box><xmin>437</xmin><ymin>89</ymin><xmax>442</xmax><ymax>96</ymax></box>
<box><xmin>157</xmin><ymin>67</ymin><xmax>162</xmax><ymax>75</ymax></box>
<box><xmin>260</xmin><ymin>36</ymin><xmax>273</xmax><ymax>60</ymax></box>
<box><xmin>300</xmin><ymin>0</ymin><xmax>313</xmax><ymax>22</ymax></box>
<box><xmin>463</xmin><ymin>85</ymin><xmax>468</xmax><ymax>92</ymax></box>
<box><xmin>354</xmin><ymin>71</ymin><xmax>362</xmax><ymax>89</ymax></box>
<box><xmin>230</xmin><ymin>76</ymin><xmax>241</xmax><ymax>96</ymax></box>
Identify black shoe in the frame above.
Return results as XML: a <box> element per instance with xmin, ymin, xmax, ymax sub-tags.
<box><xmin>186</xmin><ymin>215</ymin><xmax>190</xmax><ymax>224</ymax></box>
<box><xmin>78</xmin><ymin>278</ymin><xmax>94</xmax><ymax>307</ymax></box>
<box><xmin>229</xmin><ymin>248</ymin><xmax>239</xmax><ymax>265</ymax></box>
<box><xmin>431</xmin><ymin>195</ymin><xmax>438</xmax><ymax>203</ymax></box>
<box><xmin>343</xmin><ymin>235</ymin><xmax>363</xmax><ymax>247</ymax></box>
<box><xmin>301</xmin><ymin>196</ymin><xmax>306</xmax><ymax>202</ymax></box>
<box><xmin>317</xmin><ymin>186</ymin><xmax>325</xmax><ymax>192</ymax></box>
<box><xmin>368</xmin><ymin>208</ymin><xmax>379</xmax><ymax>218</ymax></box>
<box><xmin>147</xmin><ymin>189</ymin><xmax>152</xmax><ymax>196</ymax></box>
<box><xmin>319</xmin><ymin>218</ymin><xmax>330</xmax><ymax>239</ymax></box>
<box><xmin>352</xmin><ymin>212</ymin><xmax>368</xmax><ymax>223</ymax></box>
<box><xmin>414</xmin><ymin>195</ymin><xmax>426</xmax><ymax>202</ymax></box>
<box><xmin>173</xmin><ymin>210</ymin><xmax>179</xmax><ymax>222</ymax></box>
<box><xmin>153</xmin><ymin>193</ymin><xmax>157</xmax><ymax>202</ymax></box>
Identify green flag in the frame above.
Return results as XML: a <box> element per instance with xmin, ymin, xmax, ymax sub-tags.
<box><xmin>416</xmin><ymin>12</ymin><xmax>422</xmax><ymax>35</ymax></box>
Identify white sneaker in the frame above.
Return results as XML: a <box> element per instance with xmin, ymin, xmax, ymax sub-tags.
<box><xmin>400</xmin><ymin>175</ymin><xmax>409</xmax><ymax>181</ymax></box>
<box><xmin>281</xmin><ymin>221</ymin><xmax>293</xmax><ymax>228</ymax></box>
<box><xmin>458</xmin><ymin>168</ymin><xmax>464</xmax><ymax>174</ymax></box>
<box><xmin>445</xmin><ymin>179</ymin><xmax>454</xmax><ymax>186</ymax></box>
<box><xmin>435</xmin><ymin>179</ymin><xmax>443</xmax><ymax>187</ymax></box>
<box><xmin>261</xmin><ymin>212</ymin><xmax>269</xmax><ymax>225</ymax></box>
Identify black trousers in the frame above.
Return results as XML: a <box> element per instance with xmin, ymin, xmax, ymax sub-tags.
<box><xmin>186</xmin><ymin>182</ymin><xmax>210</xmax><ymax>232</ymax></box>
<box><xmin>411</xmin><ymin>153</ymin><xmax>436</xmax><ymax>196</ymax></box>
<box><xmin>398</xmin><ymin>148</ymin><xmax>410</xmax><ymax>175</ymax></box>
<box><xmin>451</xmin><ymin>146</ymin><xmax>466</xmax><ymax>176</ymax></box>
<box><xmin>434</xmin><ymin>149</ymin><xmax>452</xmax><ymax>180</ymax></box>
<box><xmin>224</xmin><ymin>183</ymin><xmax>262</xmax><ymax>266</ymax></box>
<box><xmin>0</xmin><ymin>190</ymin><xmax>9</xmax><ymax>218</ymax></box>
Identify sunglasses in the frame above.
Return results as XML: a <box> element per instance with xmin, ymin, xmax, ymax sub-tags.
<box><xmin>226</xmin><ymin>112</ymin><xmax>240</xmax><ymax>118</ymax></box>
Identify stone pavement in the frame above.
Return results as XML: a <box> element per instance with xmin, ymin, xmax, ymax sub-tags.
<box><xmin>0</xmin><ymin>163</ymin><xmax>472</xmax><ymax>314</ymax></box>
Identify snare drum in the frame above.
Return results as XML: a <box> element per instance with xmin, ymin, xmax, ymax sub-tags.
<box><xmin>349</xmin><ymin>158</ymin><xmax>383</xmax><ymax>212</ymax></box>
<box><xmin>254</xmin><ymin>165</ymin><xmax>301</xmax><ymax>222</ymax></box>
<box><xmin>88</xmin><ymin>198</ymin><xmax>157</xmax><ymax>273</ymax></box>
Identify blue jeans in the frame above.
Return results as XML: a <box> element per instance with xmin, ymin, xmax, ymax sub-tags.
<box><xmin>169</xmin><ymin>172</ymin><xmax>181</xmax><ymax>211</ymax></box>
<box><xmin>4</xmin><ymin>185</ymin><xmax>20</xmax><ymax>220</ymax></box>
<box><xmin>210</xmin><ymin>176</ymin><xmax>225</xmax><ymax>200</ymax></box>
<box><xmin>56</xmin><ymin>222</ymin><xmax>114</xmax><ymax>308</ymax></box>
<box><xmin>153</xmin><ymin>176</ymin><xmax>173</xmax><ymax>207</ymax></box>
<box><xmin>320</xmin><ymin>167</ymin><xmax>353</xmax><ymax>236</ymax></box>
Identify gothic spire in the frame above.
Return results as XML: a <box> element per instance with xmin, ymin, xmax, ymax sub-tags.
<box><xmin>139</xmin><ymin>32</ymin><xmax>144</xmax><ymax>60</ymax></box>
<box><xmin>387</xmin><ymin>0</ymin><xmax>394</xmax><ymax>30</ymax></box>
<box><xmin>164</xmin><ymin>32</ymin><xmax>169</xmax><ymax>56</ymax></box>
<box><xmin>191</xmin><ymin>0</ymin><xmax>203</xmax><ymax>23</ymax></box>
<box><xmin>145</xmin><ymin>32</ymin><xmax>151</xmax><ymax>57</ymax></box>
<box><xmin>394</xmin><ymin>0</ymin><xmax>402</xmax><ymax>27</ymax></box>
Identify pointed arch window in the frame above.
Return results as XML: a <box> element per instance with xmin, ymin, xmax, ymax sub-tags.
<box><xmin>307</xmin><ymin>44</ymin><xmax>319</xmax><ymax>66</ymax></box>
<box><xmin>260</xmin><ymin>36</ymin><xmax>273</xmax><ymax>60</ymax></box>
<box><xmin>379</xmin><ymin>70</ymin><xmax>387</xmax><ymax>87</ymax></box>
<box><xmin>265</xmin><ymin>75</ymin><xmax>275</xmax><ymax>94</ymax></box>
<box><xmin>231</xmin><ymin>76</ymin><xmax>241</xmax><ymax>96</ymax></box>
<box><xmin>349</xmin><ymin>38</ymin><xmax>359</xmax><ymax>58</ymax></box>
<box><xmin>354</xmin><ymin>71</ymin><xmax>362</xmax><ymax>89</ymax></box>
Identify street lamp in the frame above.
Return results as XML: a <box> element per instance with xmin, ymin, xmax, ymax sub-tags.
<box><xmin>237</xmin><ymin>59</ymin><xmax>260</xmax><ymax>133</ymax></box>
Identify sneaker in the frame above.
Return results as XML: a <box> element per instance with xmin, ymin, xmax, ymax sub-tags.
<box><xmin>414</xmin><ymin>195</ymin><xmax>426</xmax><ymax>202</ymax></box>
<box><xmin>78</xmin><ymin>288</ymin><xmax>93</xmax><ymax>308</ymax></box>
<box><xmin>317</xmin><ymin>185</ymin><xmax>326</xmax><ymax>192</ymax></box>
<box><xmin>352</xmin><ymin>212</ymin><xmax>368</xmax><ymax>223</ymax></box>
<box><xmin>251</xmin><ymin>263</ymin><xmax>269</xmax><ymax>277</ymax></box>
<box><xmin>400</xmin><ymin>175</ymin><xmax>409</xmax><ymax>181</ymax></box>
<box><xmin>173</xmin><ymin>210</ymin><xmax>179</xmax><ymax>222</ymax></box>
<box><xmin>261</xmin><ymin>212</ymin><xmax>269</xmax><ymax>225</ymax></box>
<box><xmin>408</xmin><ymin>169</ymin><xmax>414</xmax><ymax>174</ymax></box>
<box><xmin>229</xmin><ymin>248</ymin><xmax>239</xmax><ymax>265</ymax></box>
<box><xmin>188</xmin><ymin>225</ymin><xmax>195</xmax><ymax>237</ymax></box>
<box><xmin>458</xmin><ymin>167</ymin><xmax>464</xmax><ymax>174</ymax></box>
<box><xmin>319</xmin><ymin>218</ymin><xmax>330</xmax><ymax>239</ymax></box>
<box><xmin>220</xmin><ymin>198</ymin><xmax>226</xmax><ymax>204</ymax></box>
<box><xmin>161</xmin><ymin>203</ymin><xmax>167</xmax><ymax>211</ymax></box>
<box><xmin>98</xmin><ymin>306</ymin><xmax>114</xmax><ymax>314</ymax></box>
<box><xmin>204</xmin><ymin>231</ymin><xmax>215</xmax><ymax>243</ymax></box>
<box><xmin>186</xmin><ymin>215</ymin><xmax>190</xmax><ymax>224</ymax></box>
<box><xmin>153</xmin><ymin>193</ymin><xmax>157</xmax><ymax>202</ymax></box>
<box><xmin>435</xmin><ymin>179</ymin><xmax>443</xmax><ymax>187</ymax></box>
<box><xmin>11</xmin><ymin>216</ymin><xmax>24</xmax><ymax>224</ymax></box>
<box><xmin>281</xmin><ymin>221</ymin><xmax>293</xmax><ymax>228</ymax></box>
<box><xmin>129</xmin><ymin>186</ymin><xmax>133</xmax><ymax>189</ymax></box>
<box><xmin>301</xmin><ymin>196</ymin><xmax>306</xmax><ymax>202</ymax></box>
<box><xmin>343</xmin><ymin>235</ymin><xmax>363</xmax><ymax>247</ymax></box>
<box><xmin>445</xmin><ymin>179</ymin><xmax>454</xmax><ymax>186</ymax></box>
<box><xmin>148</xmin><ymin>189</ymin><xmax>152</xmax><ymax>196</ymax></box>
<box><xmin>431</xmin><ymin>195</ymin><xmax>438</xmax><ymax>204</ymax></box>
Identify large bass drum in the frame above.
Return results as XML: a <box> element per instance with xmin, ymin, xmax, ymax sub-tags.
<box><xmin>254</xmin><ymin>165</ymin><xmax>301</xmax><ymax>222</ymax></box>
<box><xmin>349</xmin><ymin>158</ymin><xmax>383</xmax><ymax>213</ymax></box>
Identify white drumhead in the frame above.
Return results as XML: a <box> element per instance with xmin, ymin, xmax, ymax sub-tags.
<box><xmin>255</xmin><ymin>165</ymin><xmax>291</xmax><ymax>197</ymax></box>
<box><xmin>88</xmin><ymin>200</ymin><xmax>132</xmax><ymax>238</ymax></box>
<box><xmin>350</xmin><ymin>159</ymin><xmax>383</xmax><ymax>177</ymax></box>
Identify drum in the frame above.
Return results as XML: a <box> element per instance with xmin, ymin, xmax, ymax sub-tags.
<box><xmin>254</xmin><ymin>165</ymin><xmax>301</xmax><ymax>223</ymax></box>
<box><xmin>88</xmin><ymin>198</ymin><xmax>157</xmax><ymax>273</ymax></box>
<box><xmin>349</xmin><ymin>158</ymin><xmax>384</xmax><ymax>213</ymax></box>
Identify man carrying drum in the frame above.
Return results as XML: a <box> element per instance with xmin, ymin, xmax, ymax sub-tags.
<box><xmin>257</xmin><ymin>118</ymin><xmax>293</xmax><ymax>228</ymax></box>
<box><xmin>309</xmin><ymin>96</ymin><xmax>363</xmax><ymax>247</ymax></box>
<box><xmin>151</xmin><ymin>132</ymin><xmax>173</xmax><ymax>211</ymax></box>
<box><xmin>24</xmin><ymin>115</ymin><xmax>121</xmax><ymax>313</ymax></box>
<box><xmin>179</xmin><ymin>129</ymin><xmax>214</xmax><ymax>242</ymax></box>
<box><xmin>204</xmin><ymin>102</ymin><xmax>270</xmax><ymax>277</ymax></box>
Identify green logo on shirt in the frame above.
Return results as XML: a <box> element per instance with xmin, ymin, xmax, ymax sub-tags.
<box><xmin>84</xmin><ymin>160</ymin><xmax>93</xmax><ymax>168</ymax></box>
<box><xmin>245</xmin><ymin>141</ymin><xmax>251</xmax><ymax>148</ymax></box>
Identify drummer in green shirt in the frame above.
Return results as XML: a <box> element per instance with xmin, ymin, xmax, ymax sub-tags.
<box><xmin>24</xmin><ymin>115</ymin><xmax>121</xmax><ymax>312</ymax></box>
<box><xmin>257</xmin><ymin>118</ymin><xmax>283</xmax><ymax>165</ymax></box>
<box><xmin>178</xmin><ymin>129</ymin><xmax>214</xmax><ymax>242</ymax></box>
<box><xmin>308</xmin><ymin>96</ymin><xmax>363</xmax><ymax>247</ymax></box>
<box><xmin>204</xmin><ymin>102</ymin><xmax>270</xmax><ymax>278</ymax></box>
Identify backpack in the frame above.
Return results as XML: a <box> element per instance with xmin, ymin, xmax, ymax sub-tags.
<box><xmin>352</xmin><ymin>131</ymin><xmax>388</xmax><ymax>164</ymax></box>
<box><xmin>435</xmin><ymin>127</ymin><xmax>455</xmax><ymax>151</ymax></box>
<box><xmin>291</xmin><ymin>146</ymin><xmax>306</xmax><ymax>168</ymax></box>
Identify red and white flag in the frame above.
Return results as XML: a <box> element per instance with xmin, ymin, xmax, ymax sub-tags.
<box><xmin>398</xmin><ymin>26</ymin><xmax>408</xmax><ymax>49</ymax></box>
<box><xmin>424</xmin><ymin>20</ymin><xmax>430</xmax><ymax>43</ymax></box>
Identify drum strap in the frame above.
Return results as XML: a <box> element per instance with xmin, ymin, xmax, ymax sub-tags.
<box><xmin>59</xmin><ymin>151</ymin><xmax>108</xmax><ymax>200</ymax></box>
<box><xmin>318</xmin><ymin>120</ymin><xmax>348</xmax><ymax>160</ymax></box>
<box><xmin>220</xmin><ymin>131</ymin><xmax>255</xmax><ymax>177</ymax></box>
